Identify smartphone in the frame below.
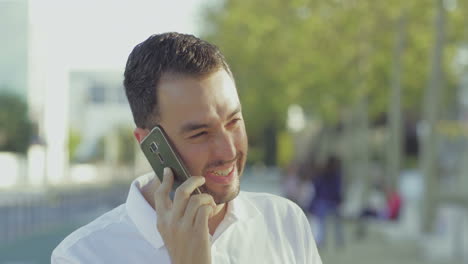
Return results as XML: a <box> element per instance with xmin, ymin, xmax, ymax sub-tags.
<box><xmin>140</xmin><ymin>125</ymin><xmax>201</xmax><ymax>194</ymax></box>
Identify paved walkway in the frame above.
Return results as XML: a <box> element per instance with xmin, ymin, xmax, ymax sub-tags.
<box><xmin>0</xmin><ymin>223</ymin><xmax>83</xmax><ymax>264</ymax></box>
<box><xmin>318</xmin><ymin>220</ymin><xmax>463</xmax><ymax>264</ymax></box>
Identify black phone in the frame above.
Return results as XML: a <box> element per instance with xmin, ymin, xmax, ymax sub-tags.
<box><xmin>140</xmin><ymin>126</ymin><xmax>201</xmax><ymax>194</ymax></box>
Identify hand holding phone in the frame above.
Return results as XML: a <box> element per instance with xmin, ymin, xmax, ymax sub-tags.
<box><xmin>141</xmin><ymin>126</ymin><xmax>214</xmax><ymax>264</ymax></box>
<box><xmin>154</xmin><ymin>167</ymin><xmax>215</xmax><ymax>264</ymax></box>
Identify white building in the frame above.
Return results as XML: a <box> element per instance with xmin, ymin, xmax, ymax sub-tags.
<box><xmin>0</xmin><ymin>0</ymin><xmax>210</xmax><ymax>188</ymax></box>
<box><xmin>69</xmin><ymin>71</ymin><xmax>133</xmax><ymax>161</ymax></box>
<box><xmin>0</xmin><ymin>0</ymin><xmax>28</xmax><ymax>97</ymax></box>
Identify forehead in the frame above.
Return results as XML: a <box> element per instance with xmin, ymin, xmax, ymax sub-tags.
<box><xmin>157</xmin><ymin>70</ymin><xmax>240</xmax><ymax>127</ymax></box>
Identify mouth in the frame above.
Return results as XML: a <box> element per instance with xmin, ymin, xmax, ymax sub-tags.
<box><xmin>205</xmin><ymin>164</ymin><xmax>236</xmax><ymax>185</ymax></box>
<box><xmin>211</xmin><ymin>166</ymin><xmax>233</xmax><ymax>176</ymax></box>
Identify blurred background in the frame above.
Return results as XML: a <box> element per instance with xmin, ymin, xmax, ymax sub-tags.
<box><xmin>1</xmin><ymin>0</ymin><xmax>468</xmax><ymax>263</ymax></box>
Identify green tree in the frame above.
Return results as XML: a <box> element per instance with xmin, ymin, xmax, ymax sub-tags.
<box><xmin>0</xmin><ymin>91</ymin><xmax>32</xmax><ymax>153</ymax></box>
<box><xmin>116</xmin><ymin>125</ymin><xmax>137</xmax><ymax>166</ymax></box>
<box><xmin>88</xmin><ymin>125</ymin><xmax>136</xmax><ymax>166</ymax></box>
<box><xmin>68</xmin><ymin>129</ymin><xmax>82</xmax><ymax>162</ymax></box>
<box><xmin>201</xmin><ymin>0</ymin><xmax>465</xmax><ymax>165</ymax></box>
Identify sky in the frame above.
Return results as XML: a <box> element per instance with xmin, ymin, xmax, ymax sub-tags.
<box><xmin>18</xmin><ymin>0</ymin><xmax>217</xmax><ymax>186</ymax></box>
<box><xmin>2</xmin><ymin>0</ymin><xmax>223</xmax><ymax>187</ymax></box>
<box><xmin>29</xmin><ymin>0</ymin><xmax>214</xmax><ymax>70</ymax></box>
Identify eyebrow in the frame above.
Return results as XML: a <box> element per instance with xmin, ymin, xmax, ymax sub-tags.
<box><xmin>179</xmin><ymin>105</ymin><xmax>242</xmax><ymax>135</ymax></box>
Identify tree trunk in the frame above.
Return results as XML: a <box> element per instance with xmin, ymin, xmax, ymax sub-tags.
<box><xmin>356</xmin><ymin>98</ymin><xmax>372</xmax><ymax>211</ymax></box>
<box><xmin>420</xmin><ymin>0</ymin><xmax>445</xmax><ymax>233</ymax></box>
<box><xmin>264</xmin><ymin>120</ymin><xmax>278</xmax><ymax>166</ymax></box>
<box><xmin>387</xmin><ymin>12</ymin><xmax>407</xmax><ymax>191</ymax></box>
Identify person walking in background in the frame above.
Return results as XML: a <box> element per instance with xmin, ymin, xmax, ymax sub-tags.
<box><xmin>282</xmin><ymin>162</ymin><xmax>301</xmax><ymax>204</ymax></box>
<box><xmin>309</xmin><ymin>154</ymin><xmax>344</xmax><ymax>249</ymax></box>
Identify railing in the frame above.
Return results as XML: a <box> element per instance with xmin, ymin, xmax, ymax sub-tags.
<box><xmin>0</xmin><ymin>183</ymin><xmax>129</xmax><ymax>246</ymax></box>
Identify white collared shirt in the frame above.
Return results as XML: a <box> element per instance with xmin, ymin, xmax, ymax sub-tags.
<box><xmin>52</xmin><ymin>173</ymin><xmax>322</xmax><ymax>264</ymax></box>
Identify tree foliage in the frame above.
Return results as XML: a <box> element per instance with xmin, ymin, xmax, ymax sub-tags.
<box><xmin>201</xmin><ymin>0</ymin><xmax>466</xmax><ymax>164</ymax></box>
<box><xmin>0</xmin><ymin>91</ymin><xmax>32</xmax><ymax>153</ymax></box>
<box><xmin>116</xmin><ymin>125</ymin><xmax>137</xmax><ymax>165</ymax></box>
<box><xmin>68</xmin><ymin>129</ymin><xmax>82</xmax><ymax>162</ymax></box>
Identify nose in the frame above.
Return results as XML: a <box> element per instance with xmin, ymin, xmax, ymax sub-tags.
<box><xmin>212</xmin><ymin>130</ymin><xmax>237</xmax><ymax>162</ymax></box>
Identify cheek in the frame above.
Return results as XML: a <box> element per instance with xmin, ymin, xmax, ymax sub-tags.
<box><xmin>177</xmin><ymin>143</ymin><xmax>209</xmax><ymax>176</ymax></box>
<box><xmin>235</xmin><ymin>124</ymin><xmax>248</xmax><ymax>151</ymax></box>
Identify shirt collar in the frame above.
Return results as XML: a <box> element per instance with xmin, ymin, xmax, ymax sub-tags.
<box><xmin>210</xmin><ymin>191</ymin><xmax>262</xmax><ymax>242</ymax></box>
<box><xmin>228</xmin><ymin>191</ymin><xmax>262</xmax><ymax>221</ymax></box>
<box><xmin>125</xmin><ymin>173</ymin><xmax>261</xmax><ymax>249</ymax></box>
<box><xmin>126</xmin><ymin>173</ymin><xmax>165</xmax><ymax>249</ymax></box>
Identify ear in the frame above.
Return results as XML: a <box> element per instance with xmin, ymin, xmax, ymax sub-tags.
<box><xmin>134</xmin><ymin>127</ymin><xmax>150</xmax><ymax>143</ymax></box>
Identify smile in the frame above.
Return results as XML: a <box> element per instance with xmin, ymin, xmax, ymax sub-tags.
<box><xmin>211</xmin><ymin>167</ymin><xmax>233</xmax><ymax>176</ymax></box>
<box><xmin>205</xmin><ymin>165</ymin><xmax>236</xmax><ymax>185</ymax></box>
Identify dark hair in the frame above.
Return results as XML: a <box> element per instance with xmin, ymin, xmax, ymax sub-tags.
<box><xmin>123</xmin><ymin>32</ymin><xmax>233</xmax><ymax>129</ymax></box>
<box><xmin>324</xmin><ymin>154</ymin><xmax>341</xmax><ymax>173</ymax></box>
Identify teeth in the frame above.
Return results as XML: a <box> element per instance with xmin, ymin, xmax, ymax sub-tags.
<box><xmin>212</xmin><ymin>167</ymin><xmax>232</xmax><ymax>176</ymax></box>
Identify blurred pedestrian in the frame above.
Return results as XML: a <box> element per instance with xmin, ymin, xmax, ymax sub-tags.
<box><xmin>308</xmin><ymin>154</ymin><xmax>344</xmax><ymax>249</ymax></box>
<box><xmin>355</xmin><ymin>183</ymin><xmax>402</xmax><ymax>239</ymax></box>
<box><xmin>282</xmin><ymin>162</ymin><xmax>301</xmax><ymax>204</ymax></box>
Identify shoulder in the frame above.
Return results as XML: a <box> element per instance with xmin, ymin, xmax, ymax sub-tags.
<box><xmin>52</xmin><ymin>204</ymin><xmax>131</xmax><ymax>259</ymax></box>
<box><xmin>240</xmin><ymin>191</ymin><xmax>301</xmax><ymax>208</ymax></box>
<box><xmin>239</xmin><ymin>191</ymin><xmax>304</xmax><ymax>219</ymax></box>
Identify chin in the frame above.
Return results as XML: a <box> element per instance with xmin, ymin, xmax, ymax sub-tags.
<box><xmin>210</xmin><ymin>184</ymin><xmax>240</xmax><ymax>205</ymax></box>
<box><xmin>203</xmin><ymin>151</ymin><xmax>246</xmax><ymax>204</ymax></box>
<box><xmin>205</xmin><ymin>171</ymin><xmax>241</xmax><ymax>204</ymax></box>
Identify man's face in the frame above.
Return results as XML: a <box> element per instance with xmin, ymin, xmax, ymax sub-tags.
<box><xmin>156</xmin><ymin>69</ymin><xmax>248</xmax><ymax>204</ymax></box>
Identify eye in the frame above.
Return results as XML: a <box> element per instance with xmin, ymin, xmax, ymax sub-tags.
<box><xmin>189</xmin><ymin>131</ymin><xmax>207</xmax><ymax>139</ymax></box>
<box><xmin>228</xmin><ymin>118</ymin><xmax>242</xmax><ymax>126</ymax></box>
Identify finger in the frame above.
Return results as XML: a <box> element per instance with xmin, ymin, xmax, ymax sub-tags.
<box><xmin>141</xmin><ymin>173</ymin><xmax>160</xmax><ymax>208</ymax></box>
<box><xmin>152</xmin><ymin>172</ymin><xmax>161</xmax><ymax>186</ymax></box>
<box><xmin>172</xmin><ymin>176</ymin><xmax>206</xmax><ymax>219</ymax></box>
<box><xmin>182</xmin><ymin>194</ymin><xmax>216</xmax><ymax>227</ymax></box>
<box><xmin>146</xmin><ymin>172</ymin><xmax>161</xmax><ymax>193</ymax></box>
<box><xmin>194</xmin><ymin>204</ymin><xmax>213</xmax><ymax>233</ymax></box>
<box><xmin>154</xmin><ymin>167</ymin><xmax>174</xmax><ymax>213</ymax></box>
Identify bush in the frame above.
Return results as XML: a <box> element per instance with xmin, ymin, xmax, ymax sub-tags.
<box><xmin>0</xmin><ymin>91</ymin><xmax>32</xmax><ymax>153</ymax></box>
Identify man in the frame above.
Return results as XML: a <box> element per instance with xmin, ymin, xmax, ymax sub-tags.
<box><xmin>52</xmin><ymin>32</ymin><xmax>322</xmax><ymax>263</ymax></box>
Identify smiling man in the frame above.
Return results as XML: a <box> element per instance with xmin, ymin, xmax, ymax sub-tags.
<box><xmin>52</xmin><ymin>33</ymin><xmax>322</xmax><ymax>264</ymax></box>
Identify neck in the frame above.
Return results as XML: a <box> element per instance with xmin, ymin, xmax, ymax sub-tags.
<box><xmin>208</xmin><ymin>203</ymin><xmax>227</xmax><ymax>235</ymax></box>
